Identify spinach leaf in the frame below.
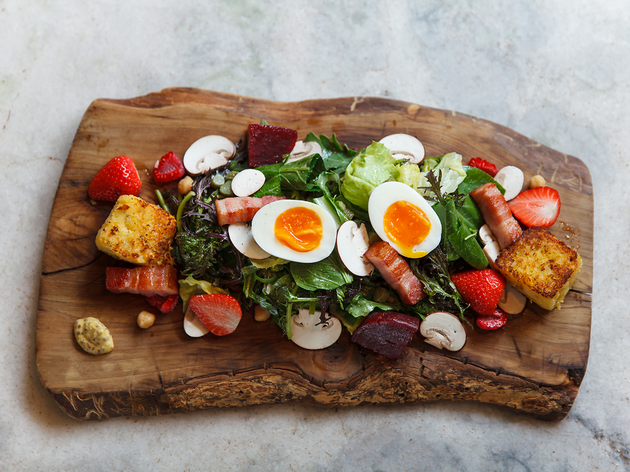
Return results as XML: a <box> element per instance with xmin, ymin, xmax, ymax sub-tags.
<box><xmin>459</xmin><ymin>166</ymin><xmax>505</xmax><ymax>195</ymax></box>
<box><xmin>312</xmin><ymin>172</ymin><xmax>353</xmax><ymax>224</ymax></box>
<box><xmin>279</xmin><ymin>154</ymin><xmax>326</xmax><ymax>191</ymax></box>
<box><xmin>305</xmin><ymin>132</ymin><xmax>358</xmax><ymax>174</ymax></box>
<box><xmin>252</xmin><ymin>154</ymin><xmax>326</xmax><ymax>196</ymax></box>
<box><xmin>290</xmin><ymin>254</ymin><xmax>353</xmax><ymax>291</ymax></box>
<box><xmin>345</xmin><ymin>294</ymin><xmax>396</xmax><ymax>319</ymax></box>
<box><xmin>445</xmin><ymin>199</ymin><xmax>488</xmax><ymax>269</ymax></box>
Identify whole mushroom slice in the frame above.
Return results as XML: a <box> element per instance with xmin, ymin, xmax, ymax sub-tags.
<box><xmin>183</xmin><ymin>135</ymin><xmax>236</xmax><ymax>175</ymax></box>
<box><xmin>379</xmin><ymin>133</ymin><xmax>425</xmax><ymax>164</ymax></box>
<box><xmin>498</xmin><ymin>285</ymin><xmax>527</xmax><ymax>315</ymax></box>
<box><xmin>286</xmin><ymin>140</ymin><xmax>323</xmax><ymax>163</ymax></box>
<box><xmin>183</xmin><ymin>306</ymin><xmax>209</xmax><ymax>338</ymax></box>
<box><xmin>228</xmin><ymin>222</ymin><xmax>271</xmax><ymax>260</ymax></box>
<box><xmin>494</xmin><ymin>166</ymin><xmax>524</xmax><ymax>201</ymax></box>
<box><xmin>231</xmin><ymin>169</ymin><xmax>266</xmax><ymax>197</ymax></box>
<box><xmin>290</xmin><ymin>309</ymin><xmax>342</xmax><ymax>350</ymax></box>
<box><xmin>336</xmin><ymin>221</ymin><xmax>374</xmax><ymax>276</ymax></box>
<box><xmin>420</xmin><ymin>311</ymin><xmax>466</xmax><ymax>351</ymax></box>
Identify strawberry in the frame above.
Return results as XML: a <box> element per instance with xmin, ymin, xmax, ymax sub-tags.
<box><xmin>188</xmin><ymin>294</ymin><xmax>242</xmax><ymax>336</ymax></box>
<box><xmin>146</xmin><ymin>294</ymin><xmax>178</xmax><ymax>314</ymax></box>
<box><xmin>476</xmin><ymin>308</ymin><xmax>508</xmax><ymax>330</ymax></box>
<box><xmin>153</xmin><ymin>151</ymin><xmax>185</xmax><ymax>183</ymax></box>
<box><xmin>451</xmin><ymin>268</ymin><xmax>506</xmax><ymax>316</ymax></box>
<box><xmin>508</xmin><ymin>186</ymin><xmax>561</xmax><ymax>228</ymax></box>
<box><xmin>88</xmin><ymin>156</ymin><xmax>142</xmax><ymax>202</ymax></box>
<box><xmin>468</xmin><ymin>157</ymin><xmax>498</xmax><ymax>177</ymax></box>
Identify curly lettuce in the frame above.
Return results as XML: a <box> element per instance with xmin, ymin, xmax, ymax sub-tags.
<box><xmin>340</xmin><ymin>142</ymin><xmax>399</xmax><ymax>210</ymax></box>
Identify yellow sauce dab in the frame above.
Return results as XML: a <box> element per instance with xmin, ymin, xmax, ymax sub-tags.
<box><xmin>74</xmin><ymin>317</ymin><xmax>114</xmax><ymax>355</ymax></box>
<box><xmin>274</xmin><ymin>207</ymin><xmax>323</xmax><ymax>252</ymax></box>
<box><xmin>383</xmin><ymin>200</ymin><xmax>431</xmax><ymax>258</ymax></box>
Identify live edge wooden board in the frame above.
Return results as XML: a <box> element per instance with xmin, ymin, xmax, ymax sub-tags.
<box><xmin>36</xmin><ymin>88</ymin><xmax>593</xmax><ymax>421</ymax></box>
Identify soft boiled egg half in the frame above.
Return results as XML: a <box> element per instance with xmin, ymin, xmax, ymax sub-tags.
<box><xmin>368</xmin><ymin>181</ymin><xmax>442</xmax><ymax>258</ymax></box>
<box><xmin>251</xmin><ymin>200</ymin><xmax>337</xmax><ymax>263</ymax></box>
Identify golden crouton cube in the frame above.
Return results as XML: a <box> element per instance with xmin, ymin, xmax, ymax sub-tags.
<box><xmin>495</xmin><ymin>227</ymin><xmax>582</xmax><ymax>311</ymax></box>
<box><xmin>95</xmin><ymin>195</ymin><xmax>176</xmax><ymax>266</ymax></box>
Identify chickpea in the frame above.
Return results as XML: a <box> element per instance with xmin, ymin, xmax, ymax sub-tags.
<box><xmin>254</xmin><ymin>305</ymin><xmax>271</xmax><ymax>322</ymax></box>
<box><xmin>137</xmin><ymin>311</ymin><xmax>156</xmax><ymax>329</ymax></box>
<box><xmin>178</xmin><ymin>176</ymin><xmax>194</xmax><ymax>195</ymax></box>
<box><xmin>529</xmin><ymin>175</ymin><xmax>546</xmax><ymax>189</ymax></box>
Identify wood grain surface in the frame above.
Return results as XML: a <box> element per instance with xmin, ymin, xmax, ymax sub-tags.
<box><xmin>36</xmin><ymin>88</ymin><xmax>593</xmax><ymax>421</ymax></box>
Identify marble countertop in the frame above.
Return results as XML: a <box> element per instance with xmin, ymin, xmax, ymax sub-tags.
<box><xmin>2</xmin><ymin>1</ymin><xmax>628</xmax><ymax>470</ymax></box>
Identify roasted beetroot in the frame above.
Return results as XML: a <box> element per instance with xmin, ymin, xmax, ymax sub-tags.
<box><xmin>351</xmin><ymin>311</ymin><xmax>420</xmax><ymax>359</ymax></box>
<box><xmin>248</xmin><ymin>123</ymin><xmax>298</xmax><ymax>167</ymax></box>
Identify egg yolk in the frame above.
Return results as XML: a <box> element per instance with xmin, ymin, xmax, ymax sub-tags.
<box><xmin>383</xmin><ymin>200</ymin><xmax>431</xmax><ymax>257</ymax></box>
<box><xmin>274</xmin><ymin>207</ymin><xmax>323</xmax><ymax>252</ymax></box>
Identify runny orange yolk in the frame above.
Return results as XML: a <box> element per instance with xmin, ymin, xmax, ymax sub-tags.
<box><xmin>383</xmin><ymin>200</ymin><xmax>431</xmax><ymax>257</ymax></box>
<box><xmin>274</xmin><ymin>207</ymin><xmax>324</xmax><ymax>252</ymax></box>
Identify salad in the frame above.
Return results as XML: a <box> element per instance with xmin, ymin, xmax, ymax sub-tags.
<box><xmin>87</xmin><ymin>120</ymin><xmax>566</xmax><ymax>359</ymax></box>
<box><xmin>153</xmin><ymin>122</ymin><xmax>537</xmax><ymax>355</ymax></box>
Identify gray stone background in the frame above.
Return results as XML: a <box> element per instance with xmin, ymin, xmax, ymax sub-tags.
<box><xmin>1</xmin><ymin>1</ymin><xmax>627</xmax><ymax>470</ymax></box>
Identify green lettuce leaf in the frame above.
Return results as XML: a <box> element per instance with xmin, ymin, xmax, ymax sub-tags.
<box><xmin>340</xmin><ymin>142</ymin><xmax>400</xmax><ymax>210</ymax></box>
<box><xmin>179</xmin><ymin>276</ymin><xmax>228</xmax><ymax>312</ymax></box>
<box><xmin>418</xmin><ymin>153</ymin><xmax>467</xmax><ymax>200</ymax></box>
<box><xmin>290</xmin><ymin>255</ymin><xmax>353</xmax><ymax>291</ymax></box>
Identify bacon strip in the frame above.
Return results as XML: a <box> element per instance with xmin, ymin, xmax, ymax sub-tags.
<box><xmin>364</xmin><ymin>241</ymin><xmax>425</xmax><ymax>305</ymax></box>
<box><xmin>215</xmin><ymin>195</ymin><xmax>285</xmax><ymax>226</ymax></box>
<box><xmin>470</xmin><ymin>183</ymin><xmax>522</xmax><ymax>249</ymax></box>
<box><xmin>106</xmin><ymin>266</ymin><xmax>179</xmax><ymax>297</ymax></box>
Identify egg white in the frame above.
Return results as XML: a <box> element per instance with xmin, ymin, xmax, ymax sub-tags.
<box><xmin>251</xmin><ymin>200</ymin><xmax>337</xmax><ymax>263</ymax></box>
<box><xmin>368</xmin><ymin>181</ymin><xmax>442</xmax><ymax>258</ymax></box>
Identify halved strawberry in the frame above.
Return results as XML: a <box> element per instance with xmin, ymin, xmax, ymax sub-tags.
<box><xmin>468</xmin><ymin>157</ymin><xmax>498</xmax><ymax>177</ymax></box>
<box><xmin>476</xmin><ymin>308</ymin><xmax>508</xmax><ymax>330</ymax></box>
<box><xmin>508</xmin><ymin>186</ymin><xmax>561</xmax><ymax>228</ymax></box>
<box><xmin>153</xmin><ymin>151</ymin><xmax>185</xmax><ymax>183</ymax></box>
<box><xmin>188</xmin><ymin>294</ymin><xmax>242</xmax><ymax>336</ymax></box>
<box><xmin>88</xmin><ymin>156</ymin><xmax>142</xmax><ymax>202</ymax></box>
<box><xmin>451</xmin><ymin>268</ymin><xmax>506</xmax><ymax>316</ymax></box>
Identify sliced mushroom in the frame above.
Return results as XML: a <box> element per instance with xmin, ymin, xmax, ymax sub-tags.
<box><xmin>483</xmin><ymin>240</ymin><xmax>500</xmax><ymax>268</ymax></box>
<box><xmin>228</xmin><ymin>222</ymin><xmax>271</xmax><ymax>260</ymax></box>
<box><xmin>183</xmin><ymin>306</ymin><xmax>209</xmax><ymax>338</ymax></box>
<box><xmin>231</xmin><ymin>169</ymin><xmax>266</xmax><ymax>197</ymax></box>
<box><xmin>494</xmin><ymin>166</ymin><xmax>524</xmax><ymax>201</ymax></box>
<box><xmin>419</xmin><ymin>311</ymin><xmax>466</xmax><ymax>351</ymax></box>
<box><xmin>183</xmin><ymin>135</ymin><xmax>236</xmax><ymax>175</ymax></box>
<box><xmin>478</xmin><ymin>224</ymin><xmax>497</xmax><ymax>246</ymax></box>
<box><xmin>336</xmin><ymin>221</ymin><xmax>374</xmax><ymax>276</ymax></box>
<box><xmin>498</xmin><ymin>285</ymin><xmax>527</xmax><ymax>314</ymax></box>
<box><xmin>286</xmin><ymin>140</ymin><xmax>323</xmax><ymax>163</ymax></box>
<box><xmin>290</xmin><ymin>309</ymin><xmax>342</xmax><ymax>350</ymax></box>
<box><xmin>379</xmin><ymin>133</ymin><xmax>425</xmax><ymax>164</ymax></box>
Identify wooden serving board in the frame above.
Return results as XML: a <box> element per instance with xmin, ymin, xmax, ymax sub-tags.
<box><xmin>37</xmin><ymin>89</ymin><xmax>593</xmax><ymax>421</ymax></box>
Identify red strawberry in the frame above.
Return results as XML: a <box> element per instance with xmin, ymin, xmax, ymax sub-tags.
<box><xmin>508</xmin><ymin>186</ymin><xmax>561</xmax><ymax>228</ymax></box>
<box><xmin>88</xmin><ymin>156</ymin><xmax>142</xmax><ymax>202</ymax></box>
<box><xmin>476</xmin><ymin>308</ymin><xmax>508</xmax><ymax>330</ymax></box>
<box><xmin>451</xmin><ymin>268</ymin><xmax>506</xmax><ymax>316</ymax></box>
<box><xmin>468</xmin><ymin>157</ymin><xmax>498</xmax><ymax>177</ymax></box>
<box><xmin>153</xmin><ymin>151</ymin><xmax>185</xmax><ymax>183</ymax></box>
<box><xmin>188</xmin><ymin>294</ymin><xmax>242</xmax><ymax>336</ymax></box>
<box><xmin>146</xmin><ymin>294</ymin><xmax>178</xmax><ymax>314</ymax></box>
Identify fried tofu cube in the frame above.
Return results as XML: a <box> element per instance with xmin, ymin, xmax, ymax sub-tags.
<box><xmin>95</xmin><ymin>195</ymin><xmax>176</xmax><ymax>266</ymax></box>
<box><xmin>495</xmin><ymin>227</ymin><xmax>582</xmax><ymax>311</ymax></box>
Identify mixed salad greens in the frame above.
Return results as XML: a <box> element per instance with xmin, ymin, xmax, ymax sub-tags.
<box><xmin>157</xmin><ymin>128</ymin><xmax>506</xmax><ymax>339</ymax></box>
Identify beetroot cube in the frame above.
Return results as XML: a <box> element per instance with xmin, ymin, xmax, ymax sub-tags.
<box><xmin>248</xmin><ymin>123</ymin><xmax>298</xmax><ymax>168</ymax></box>
<box><xmin>351</xmin><ymin>311</ymin><xmax>419</xmax><ymax>359</ymax></box>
